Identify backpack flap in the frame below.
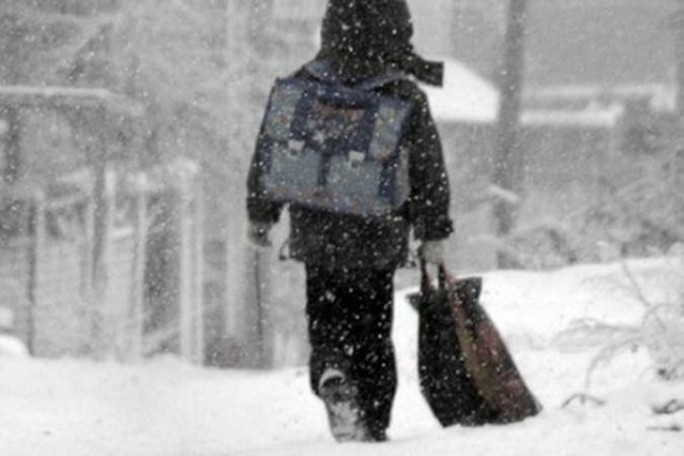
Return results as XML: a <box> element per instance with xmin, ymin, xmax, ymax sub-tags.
<box><xmin>257</xmin><ymin>75</ymin><xmax>412</xmax><ymax>217</ymax></box>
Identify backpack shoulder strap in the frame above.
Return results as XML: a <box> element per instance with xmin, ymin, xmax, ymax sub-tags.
<box><xmin>355</xmin><ymin>71</ymin><xmax>405</xmax><ymax>91</ymax></box>
<box><xmin>303</xmin><ymin>60</ymin><xmax>339</xmax><ymax>84</ymax></box>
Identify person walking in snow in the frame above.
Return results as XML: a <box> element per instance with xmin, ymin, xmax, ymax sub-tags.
<box><xmin>246</xmin><ymin>0</ymin><xmax>452</xmax><ymax>443</ymax></box>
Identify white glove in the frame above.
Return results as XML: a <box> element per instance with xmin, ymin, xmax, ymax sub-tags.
<box><xmin>418</xmin><ymin>240</ymin><xmax>445</xmax><ymax>265</ymax></box>
<box><xmin>247</xmin><ymin>222</ymin><xmax>272</xmax><ymax>248</ymax></box>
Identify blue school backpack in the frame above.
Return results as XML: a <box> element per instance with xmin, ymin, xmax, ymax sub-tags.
<box><xmin>256</xmin><ymin>60</ymin><xmax>413</xmax><ymax>217</ymax></box>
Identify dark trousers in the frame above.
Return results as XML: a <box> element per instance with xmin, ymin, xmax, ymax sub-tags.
<box><xmin>305</xmin><ymin>264</ymin><xmax>398</xmax><ymax>435</ymax></box>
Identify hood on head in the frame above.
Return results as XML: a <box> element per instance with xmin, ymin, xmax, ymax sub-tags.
<box><xmin>318</xmin><ymin>0</ymin><xmax>443</xmax><ymax>86</ymax></box>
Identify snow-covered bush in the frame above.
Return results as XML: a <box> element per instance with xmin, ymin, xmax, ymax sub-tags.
<box><xmin>553</xmin><ymin>262</ymin><xmax>684</xmax><ymax>385</ymax></box>
<box><xmin>496</xmin><ymin>221</ymin><xmax>580</xmax><ymax>270</ymax></box>
<box><xmin>576</xmin><ymin>148</ymin><xmax>684</xmax><ymax>262</ymax></box>
<box><xmin>501</xmin><ymin>145</ymin><xmax>684</xmax><ymax>270</ymax></box>
<box><xmin>642</xmin><ymin>298</ymin><xmax>684</xmax><ymax>380</ymax></box>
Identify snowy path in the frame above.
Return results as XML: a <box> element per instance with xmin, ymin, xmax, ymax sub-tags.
<box><xmin>1</xmin><ymin>259</ymin><xmax>683</xmax><ymax>455</ymax></box>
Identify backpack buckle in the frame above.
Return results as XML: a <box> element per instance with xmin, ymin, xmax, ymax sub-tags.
<box><xmin>348</xmin><ymin>151</ymin><xmax>365</xmax><ymax>169</ymax></box>
<box><xmin>288</xmin><ymin>139</ymin><xmax>305</xmax><ymax>157</ymax></box>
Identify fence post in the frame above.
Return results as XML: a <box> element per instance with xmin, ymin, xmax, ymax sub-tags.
<box><xmin>26</xmin><ymin>189</ymin><xmax>45</xmax><ymax>356</ymax></box>
<box><xmin>90</xmin><ymin>163</ymin><xmax>116</xmax><ymax>359</ymax></box>
<box><xmin>123</xmin><ymin>172</ymin><xmax>148</xmax><ymax>362</ymax></box>
<box><xmin>177</xmin><ymin>164</ymin><xmax>204</xmax><ymax>364</ymax></box>
<box><xmin>192</xmin><ymin>176</ymin><xmax>205</xmax><ymax>364</ymax></box>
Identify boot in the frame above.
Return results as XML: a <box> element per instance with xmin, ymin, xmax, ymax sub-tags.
<box><xmin>318</xmin><ymin>368</ymin><xmax>370</xmax><ymax>442</ymax></box>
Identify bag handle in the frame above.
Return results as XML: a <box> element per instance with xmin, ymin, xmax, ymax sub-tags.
<box><xmin>419</xmin><ymin>259</ymin><xmax>449</xmax><ymax>292</ymax></box>
<box><xmin>277</xmin><ymin>237</ymin><xmax>291</xmax><ymax>262</ymax></box>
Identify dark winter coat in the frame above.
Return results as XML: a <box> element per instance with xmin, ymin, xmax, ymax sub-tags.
<box><xmin>246</xmin><ymin>0</ymin><xmax>452</xmax><ymax>270</ymax></box>
<box><xmin>247</xmin><ymin>68</ymin><xmax>452</xmax><ymax>270</ymax></box>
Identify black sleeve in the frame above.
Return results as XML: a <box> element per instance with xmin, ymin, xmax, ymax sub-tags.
<box><xmin>246</xmin><ymin>127</ymin><xmax>284</xmax><ymax>225</ymax></box>
<box><xmin>406</xmin><ymin>88</ymin><xmax>454</xmax><ymax>241</ymax></box>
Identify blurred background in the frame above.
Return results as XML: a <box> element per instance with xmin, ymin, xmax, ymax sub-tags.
<box><xmin>0</xmin><ymin>0</ymin><xmax>682</xmax><ymax>369</ymax></box>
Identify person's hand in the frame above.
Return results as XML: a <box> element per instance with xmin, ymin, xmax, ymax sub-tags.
<box><xmin>418</xmin><ymin>240</ymin><xmax>445</xmax><ymax>265</ymax></box>
<box><xmin>247</xmin><ymin>222</ymin><xmax>272</xmax><ymax>248</ymax></box>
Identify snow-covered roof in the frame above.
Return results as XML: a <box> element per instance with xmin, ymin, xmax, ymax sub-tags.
<box><xmin>422</xmin><ymin>58</ymin><xmax>499</xmax><ymax>124</ymax></box>
<box><xmin>522</xmin><ymin>103</ymin><xmax>625</xmax><ymax>129</ymax></box>
<box><xmin>421</xmin><ymin>60</ymin><xmax>627</xmax><ymax>129</ymax></box>
<box><xmin>525</xmin><ymin>84</ymin><xmax>676</xmax><ymax>113</ymax></box>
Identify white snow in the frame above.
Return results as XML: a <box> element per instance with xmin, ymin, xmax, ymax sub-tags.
<box><xmin>422</xmin><ymin>58</ymin><xmax>499</xmax><ymax>124</ymax></box>
<box><xmin>1</xmin><ymin>258</ymin><xmax>683</xmax><ymax>456</ymax></box>
<box><xmin>0</xmin><ymin>333</ymin><xmax>29</xmax><ymax>358</ymax></box>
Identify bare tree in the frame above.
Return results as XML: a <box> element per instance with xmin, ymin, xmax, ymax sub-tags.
<box><xmin>671</xmin><ymin>1</ymin><xmax>684</xmax><ymax>115</ymax></box>
<box><xmin>492</xmin><ymin>0</ymin><xmax>528</xmax><ymax>268</ymax></box>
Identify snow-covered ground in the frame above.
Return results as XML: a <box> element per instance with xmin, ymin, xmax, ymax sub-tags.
<box><xmin>1</xmin><ymin>258</ymin><xmax>683</xmax><ymax>456</ymax></box>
